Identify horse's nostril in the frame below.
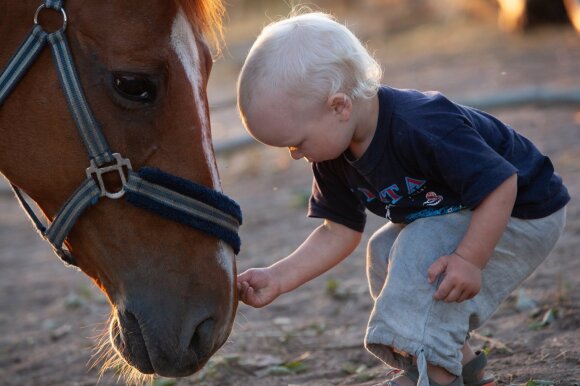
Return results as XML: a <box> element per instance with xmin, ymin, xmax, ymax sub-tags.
<box><xmin>125</xmin><ymin>310</ymin><xmax>140</xmax><ymax>325</ymax></box>
<box><xmin>121</xmin><ymin>310</ymin><xmax>141</xmax><ymax>338</ymax></box>
<box><xmin>189</xmin><ymin>318</ymin><xmax>215</xmax><ymax>353</ymax></box>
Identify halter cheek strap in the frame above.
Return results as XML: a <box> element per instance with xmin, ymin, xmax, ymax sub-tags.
<box><xmin>0</xmin><ymin>1</ymin><xmax>242</xmax><ymax>265</ymax></box>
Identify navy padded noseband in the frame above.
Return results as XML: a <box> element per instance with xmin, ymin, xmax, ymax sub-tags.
<box><xmin>126</xmin><ymin>168</ymin><xmax>242</xmax><ymax>254</ymax></box>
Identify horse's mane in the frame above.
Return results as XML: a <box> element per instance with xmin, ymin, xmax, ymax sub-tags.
<box><xmin>175</xmin><ymin>0</ymin><xmax>225</xmax><ymax>53</ymax></box>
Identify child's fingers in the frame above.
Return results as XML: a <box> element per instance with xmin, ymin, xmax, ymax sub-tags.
<box><xmin>237</xmin><ymin>282</ymin><xmax>245</xmax><ymax>300</ymax></box>
<box><xmin>433</xmin><ymin>276</ymin><xmax>454</xmax><ymax>300</ymax></box>
<box><xmin>244</xmin><ymin>286</ymin><xmax>257</xmax><ymax>305</ymax></box>
<box><xmin>238</xmin><ymin>283</ymin><xmax>257</xmax><ymax>306</ymax></box>
<box><xmin>458</xmin><ymin>290</ymin><xmax>473</xmax><ymax>303</ymax></box>
<box><xmin>443</xmin><ymin>287</ymin><xmax>463</xmax><ymax>302</ymax></box>
<box><xmin>238</xmin><ymin>281</ymin><xmax>250</xmax><ymax>300</ymax></box>
<box><xmin>427</xmin><ymin>256</ymin><xmax>448</xmax><ymax>283</ymax></box>
<box><xmin>237</xmin><ymin>270</ymin><xmax>254</xmax><ymax>283</ymax></box>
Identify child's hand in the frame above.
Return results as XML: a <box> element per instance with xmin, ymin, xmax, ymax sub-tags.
<box><xmin>237</xmin><ymin>268</ymin><xmax>282</xmax><ymax>308</ymax></box>
<box><xmin>427</xmin><ymin>252</ymin><xmax>482</xmax><ymax>303</ymax></box>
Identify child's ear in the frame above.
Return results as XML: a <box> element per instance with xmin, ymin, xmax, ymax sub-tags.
<box><xmin>328</xmin><ymin>93</ymin><xmax>352</xmax><ymax>121</ymax></box>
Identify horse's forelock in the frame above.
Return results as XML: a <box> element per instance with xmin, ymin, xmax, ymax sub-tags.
<box><xmin>175</xmin><ymin>0</ymin><xmax>224</xmax><ymax>53</ymax></box>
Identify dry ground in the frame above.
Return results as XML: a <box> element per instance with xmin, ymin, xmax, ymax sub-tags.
<box><xmin>0</xmin><ymin>3</ymin><xmax>579</xmax><ymax>386</ymax></box>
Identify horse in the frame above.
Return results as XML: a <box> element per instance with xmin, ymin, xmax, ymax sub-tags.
<box><xmin>0</xmin><ymin>0</ymin><xmax>242</xmax><ymax>381</ymax></box>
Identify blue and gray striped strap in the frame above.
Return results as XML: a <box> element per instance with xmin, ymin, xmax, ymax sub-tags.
<box><xmin>45</xmin><ymin>178</ymin><xmax>101</xmax><ymax>248</ymax></box>
<box><xmin>13</xmin><ymin>167</ymin><xmax>243</xmax><ymax>261</ymax></box>
<box><xmin>14</xmin><ymin>166</ymin><xmax>242</xmax><ymax>263</ymax></box>
<box><xmin>0</xmin><ymin>0</ymin><xmax>112</xmax><ymax>166</ymax></box>
<box><xmin>0</xmin><ymin>26</ymin><xmax>47</xmax><ymax>105</ymax></box>
<box><xmin>10</xmin><ymin>178</ymin><xmax>100</xmax><ymax>266</ymax></box>
<box><xmin>47</xmin><ymin>30</ymin><xmax>114</xmax><ymax>166</ymax></box>
<box><xmin>45</xmin><ymin>0</ymin><xmax>64</xmax><ymax>9</ymax></box>
<box><xmin>10</xmin><ymin>183</ymin><xmax>48</xmax><ymax>235</ymax></box>
<box><xmin>125</xmin><ymin>169</ymin><xmax>242</xmax><ymax>254</ymax></box>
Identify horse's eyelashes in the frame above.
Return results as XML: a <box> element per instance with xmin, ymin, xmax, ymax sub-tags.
<box><xmin>112</xmin><ymin>72</ymin><xmax>157</xmax><ymax>105</ymax></box>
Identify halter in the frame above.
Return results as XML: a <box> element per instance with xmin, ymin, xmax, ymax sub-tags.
<box><xmin>0</xmin><ymin>0</ymin><xmax>242</xmax><ymax>266</ymax></box>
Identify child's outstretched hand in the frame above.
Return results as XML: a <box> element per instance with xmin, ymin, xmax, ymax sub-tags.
<box><xmin>427</xmin><ymin>252</ymin><xmax>482</xmax><ymax>303</ymax></box>
<box><xmin>237</xmin><ymin>268</ymin><xmax>282</xmax><ymax>308</ymax></box>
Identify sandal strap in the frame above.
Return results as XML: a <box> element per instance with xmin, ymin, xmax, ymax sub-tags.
<box><xmin>462</xmin><ymin>351</ymin><xmax>497</xmax><ymax>386</ymax></box>
<box><xmin>462</xmin><ymin>351</ymin><xmax>487</xmax><ymax>379</ymax></box>
<box><xmin>405</xmin><ymin>366</ymin><xmax>464</xmax><ymax>386</ymax></box>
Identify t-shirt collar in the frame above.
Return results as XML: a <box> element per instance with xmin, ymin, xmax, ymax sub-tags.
<box><xmin>345</xmin><ymin>86</ymin><xmax>394</xmax><ymax>175</ymax></box>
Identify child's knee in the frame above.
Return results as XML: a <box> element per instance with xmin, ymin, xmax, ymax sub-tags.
<box><xmin>366</xmin><ymin>223</ymin><xmax>402</xmax><ymax>261</ymax></box>
<box><xmin>366</xmin><ymin>242</ymin><xmax>388</xmax><ymax>299</ymax></box>
<box><xmin>366</xmin><ymin>224</ymin><xmax>401</xmax><ymax>299</ymax></box>
<box><xmin>367</xmin><ymin>232</ymin><xmax>391</xmax><ymax>261</ymax></box>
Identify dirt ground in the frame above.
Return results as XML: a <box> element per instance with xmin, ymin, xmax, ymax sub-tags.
<box><xmin>1</xmin><ymin>3</ymin><xmax>579</xmax><ymax>386</ymax></box>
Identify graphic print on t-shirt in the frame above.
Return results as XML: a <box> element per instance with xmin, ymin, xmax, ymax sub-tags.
<box><xmin>351</xmin><ymin>175</ymin><xmax>464</xmax><ymax>223</ymax></box>
<box><xmin>423</xmin><ymin>191</ymin><xmax>443</xmax><ymax>206</ymax></box>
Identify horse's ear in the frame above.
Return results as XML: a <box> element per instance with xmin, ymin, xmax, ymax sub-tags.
<box><xmin>176</xmin><ymin>0</ymin><xmax>225</xmax><ymax>55</ymax></box>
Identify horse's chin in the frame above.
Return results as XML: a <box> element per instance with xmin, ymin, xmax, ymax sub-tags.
<box><xmin>90</xmin><ymin>316</ymin><xmax>154</xmax><ymax>386</ymax></box>
<box><xmin>110</xmin><ymin>316</ymin><xmax>155</xmax><ymax>375</ymax></box>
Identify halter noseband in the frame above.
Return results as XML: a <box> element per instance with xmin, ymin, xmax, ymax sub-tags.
<box><xmin>0</xmin><ymin>0</ymin><xmax>242</xmax><ymax>266</ymax></box>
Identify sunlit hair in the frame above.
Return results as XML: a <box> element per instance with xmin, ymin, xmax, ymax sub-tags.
<box><xmin>238</xmin><ymin>10</ymin><xmax>382</xmax><ymax>115</ymax></box>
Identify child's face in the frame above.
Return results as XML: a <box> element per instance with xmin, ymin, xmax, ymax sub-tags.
<box><xmin>243</xmin><ymin>92</ymin><xmax>355</xmax><ymax>163</ymax></box>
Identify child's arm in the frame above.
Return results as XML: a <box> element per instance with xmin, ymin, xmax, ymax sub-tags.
<box><xmin>427</xmin><ymin>173</ymin><xmax>518</xmax><ymax>303</ymax></box>
<box><xmin>237</xmin><ymin>220</ymin><xmax>362</xmax><ymax>308</ymax></box>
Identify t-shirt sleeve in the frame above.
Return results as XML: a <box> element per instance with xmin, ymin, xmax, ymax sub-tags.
<box><xmin>408</xmin><ymin>124</ymin><xmax>518</xmax><ymax>209</ymax></box>
<box><xmin>308</xmin><ymin>161</ymin><xmax>367</xmax><ymax>232</ymax></box>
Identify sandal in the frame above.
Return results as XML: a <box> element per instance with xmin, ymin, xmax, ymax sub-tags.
<box><xmin>378</xmin><ymin>350</ymin><xmax>496</xmax><ymax>386</ymax></box>
<box><xmin>462</xmin><ymin>351</ymin><xmax>498</xmax><ymax>386</ymax></box>
<box><xmin>380</xmin><ymin>367</ymin><xmax>464</xmax><ymax>386</ymax></box>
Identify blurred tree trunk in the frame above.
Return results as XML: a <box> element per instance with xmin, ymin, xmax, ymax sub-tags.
<box><xmin>497</xmin><ymin>0</ymin><xmax>575</xmax><ymax>31</ymax></box>
<box><xmin>564</xmin><ymin>0</ymin><xmax>580</xmax><ymax>32</ymax></box>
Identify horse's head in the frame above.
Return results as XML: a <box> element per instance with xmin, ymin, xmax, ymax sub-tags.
<box><xmin>0</xmin><ymin>0</ymin><xmax>238</xmax><ymax>378</ymax></box>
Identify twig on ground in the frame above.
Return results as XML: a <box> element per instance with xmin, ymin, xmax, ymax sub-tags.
<box><xmin>471</xmin><ymin>331</ymin><xmax>513</xmax><ymax>353</ymax></box>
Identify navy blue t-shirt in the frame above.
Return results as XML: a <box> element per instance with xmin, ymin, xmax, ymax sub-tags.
<box><xmin>308</xmin><ymin>86</ymin><xmax>570</xmax><ymax>232</ymax></box>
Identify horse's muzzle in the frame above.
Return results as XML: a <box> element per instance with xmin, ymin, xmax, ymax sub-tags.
<box><xmin>112</xmin><ymin>306</ymin><xmax>220</xmax><ymax>377</ymax></box>
<box><xmin>111</xmin><ymin>311</ymin><xmax>154</xmax><ymax>374</ymax></box>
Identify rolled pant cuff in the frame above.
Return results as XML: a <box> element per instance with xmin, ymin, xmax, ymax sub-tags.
<box><xmin>365</xmin><ymin>328</ymin><xmax>463</xmax><ymax>376</ymax></box>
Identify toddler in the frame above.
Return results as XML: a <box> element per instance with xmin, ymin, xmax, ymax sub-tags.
<box><xmin>236</xmin><ymin>11</ymin><xmax>569</xmax><ymax>386</ymax></box>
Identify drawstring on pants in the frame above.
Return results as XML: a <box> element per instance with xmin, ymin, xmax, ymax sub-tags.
<box><xmin>416</xmin><ymin>348</ymin><xmax>430</xmax><ymax>386</ymax></box>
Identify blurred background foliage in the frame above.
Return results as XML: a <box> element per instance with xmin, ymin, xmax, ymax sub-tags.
<box><xmin>224</xmin><ymin>0</ymin><xmax>579</xmax><ymax>39</ymax></box>
<box><xmin>215</xmin><ymin>0</ymin><xmax>579</xmax><ymax>86</ymax></box>
<box><xmin>209</xmin><ymin>0</ymin><xmax>578</xmax><ymax>110</ymax></box>
<box><xmin>223</xmin><ymin>0</ymin><xmax>499</xmax><ymax>45</ymax></box>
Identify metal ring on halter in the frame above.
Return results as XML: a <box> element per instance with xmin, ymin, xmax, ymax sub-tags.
<box><xmin>33</xmin><ymin>4</ymin><xmax>68</xmax><ymax>32</ymax></box>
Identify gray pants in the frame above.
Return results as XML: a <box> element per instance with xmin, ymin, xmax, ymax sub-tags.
<box><xmin>364</xmin><ymin>207</ymin><xmax>567</xmax><ymax>382</ymax></box>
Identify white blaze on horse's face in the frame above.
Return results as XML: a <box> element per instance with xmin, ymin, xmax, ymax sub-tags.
<box><xmin>170</xmin><ymin>7</ymin><xmax>221</xmax><ymax>191</ymax></box>
<box><xmin>171</xmin><ymin>9</ymin><xmax>234</xmax><ymax>283</ymax></box>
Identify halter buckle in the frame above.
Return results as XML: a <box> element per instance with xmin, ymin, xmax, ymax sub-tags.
<box><xmin>86</xmin><ymin>153</ymin><xmax>132</xmax><ymax>199</ymax></box>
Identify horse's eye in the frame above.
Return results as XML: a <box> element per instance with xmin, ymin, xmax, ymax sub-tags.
<box><xmin>112</xmin><ymin>72</ymin><xmax>156</xmax><ymax>103</ymax></box>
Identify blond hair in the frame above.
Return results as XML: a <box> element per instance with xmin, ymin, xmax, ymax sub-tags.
<box><xmin>237</xmin><ymin>11</ymin><xmax>382</xmax><ymax>114</ymax></box>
